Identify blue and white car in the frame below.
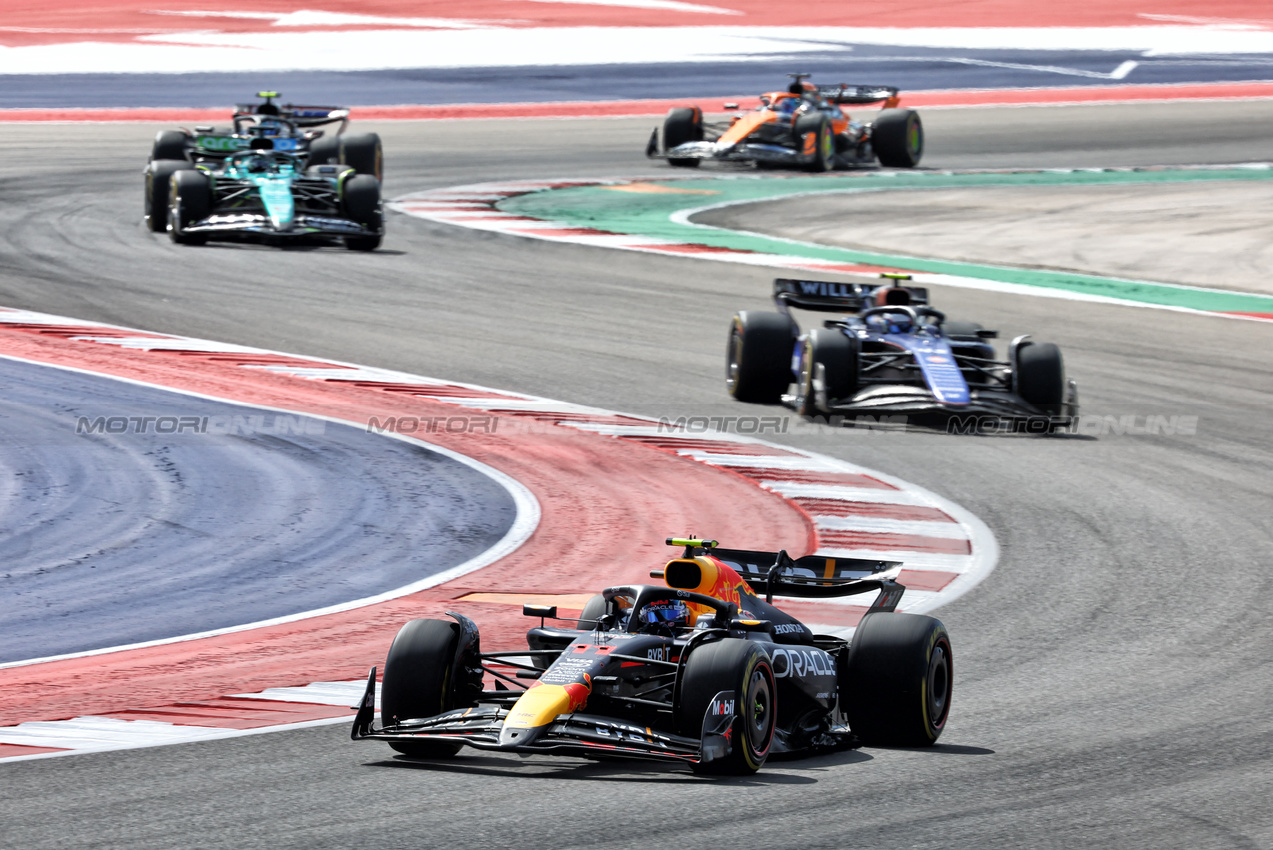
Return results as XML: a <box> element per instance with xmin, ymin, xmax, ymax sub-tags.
<box><xmin>727</xmin><ymin>276</ymin><xmax>1078</xmax><ymax>428</ymax></box>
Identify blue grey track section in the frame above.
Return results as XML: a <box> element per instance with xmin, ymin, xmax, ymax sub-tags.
<box><xmin>3</xmin><ymin>46</ymin><xmax>1272</xmax><ymax>108</ymax></box>
<box><xmin>0</xmin><ymin>356</ymin><xmax>517</xmax><ymax>664</ymax></box>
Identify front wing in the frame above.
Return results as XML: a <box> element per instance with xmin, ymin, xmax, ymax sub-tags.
<box><xmin>350</xmin><ymin>668</ymin><xmax>734</xmax><ymax>766</ymax></box>
<box><xmin>646</xmin><ymin>131</ymin><xmax>813</xmax><ymax>167</ymax></box>
<box><xmin>799</xmin><ymin>381</ymin><xmax>1080</xmax><ymax>426</ymax></box>
<box><xmin>183</xmin><ymin>212</ymin><xmax>377</xmax><ymax>239</ymax></box>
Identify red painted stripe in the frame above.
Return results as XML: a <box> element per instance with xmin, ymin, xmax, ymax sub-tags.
<box><xmin>334</xmin><ymin>381</ymin><xmax>518</xmax><ymax>400</ymax></box>
<box><xmin>513</xmin><ymin>227</ymin><xmax>617</xmax><ymax>237</ymax></box>
<box><xmin>897</xmin><ymin>569</ymin><xmax>961</xmax><ymax>592</ymax></box>
<box><xmin>727</xmin><ymin>467</ymin><xmax>900</xmax><ymax>490</ymax></box>
<box><xmin>0</xmin><ymin>743</ymin><xmax>71</xmax><ymax>758</ymax></box>
<box><xmin>1226</xmin><ymin>311</ymin><xmax>1273</xmax><ymax>320</ymax></box>
<box><xmin>635</xmin><ymin>244</ymin><xmax>755</xmax><ymax>255</ymax></box>
<box><xmin>620</xmin><ymin>436</ymin><xmax>802</xmax><ymax>456</ymax></box>
<box><xmin>794</xmin><ymin>497</ymin><xmax>956</xmax><ymax>523</ymax></box>
<box><xmin>6</xmin><ymin>81</ymin><xmax>1273</xmax><ymax>124</ymax></box>
<box><xmin>819</xmin><ymin>530</ymin><xmax>972</xmax><ymax>555</ymax></box>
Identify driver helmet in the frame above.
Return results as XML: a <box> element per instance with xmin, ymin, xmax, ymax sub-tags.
<box><xmin>774</xmin><ymin>97</ymin><xmax>799</xmax><ymax>118</ymax></box>
<box><xmin>868</xmin><ymin>311</ymin><xmax>913</xmax><ymax>334</ymax></box>
<box><xmin>639</xmin><ymin>600</ymin><xmax>690</xmax><ymax>635</ymax></box>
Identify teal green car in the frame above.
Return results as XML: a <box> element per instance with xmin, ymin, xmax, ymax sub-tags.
<box><xmin>165</xmin><ymin>140</ymin><xmax>382</xmax><ymax>250</ymax></box>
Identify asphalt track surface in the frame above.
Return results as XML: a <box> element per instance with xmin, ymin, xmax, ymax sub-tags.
<box><xmin>0</xmin><ymin>103</ymin><xmax>1271</xmax><ymax>848</ymax></box>
<box><xmin>0</xmin><ymin>356</ymin><xmax>518</xmax><ymax>664</ymax></box>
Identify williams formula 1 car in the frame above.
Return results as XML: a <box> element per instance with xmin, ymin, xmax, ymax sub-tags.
<box><xmin>646</xmin><ymin>73</ymin><xmax>922</xmax><ymax>171</ymax></box>
<box><xmin>727</xmin><ymin>276</ymin><xmax>1078</xmax><ymax>427</ymax></box>
<box><xmin>144</xmin><ymin>92</ymin><xmax>383</xmax><ymax>248</ymax></box>
<box><xmin>352</xmin><ymin>537</ymin><xmax>954</xmax><ymax>775</ymax></box>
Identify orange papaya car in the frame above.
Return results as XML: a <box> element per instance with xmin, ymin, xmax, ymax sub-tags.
<box><xmin>645</xmin><ymin>73</ymin><xmax>922</xmax><ymax>171</ymax></box>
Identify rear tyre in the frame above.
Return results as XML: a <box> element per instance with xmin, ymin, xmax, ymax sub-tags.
<box><xmin>307</xmin><ymin>134</ymin><xmax>341</xmax><ymax>168</ymax></box>
<box><xmin>1015</xmin><ymin>341</ymin><xmax>1066</xmax><ymax>416</ymax></box>
<box><xmin>144</xmin><ymin>159</ymin><xmax>194</xmax><ymax>232</ymax></box>
<box><xmin>677</xmin><ymin>639</ymin><xmax>776</xmax><ymax>775</ymax></box>
<box><xmin>794</xmin><ymin>113</ymin><xmax>833</xmax><ymax>172</ymax></box>
<box><xmin>796</xmin><ymin>327</ymin><xmax>858</xmax><ymax>416</ymax></box>
<box><xmin>663</xmin><ymin>107</ymin><xmax>703</xmax><ymax>168</ymax></box>
<box><xmin>339</xmin><ymin>132</ymin><xmax>383</xmax><ymax>181</ymax></box>
<box><xmin>842</xmin><ymin>612</ymin><xmax>952</xmax><ymax>746</ymax></box>
<box><xmin>727</xmin><ymin>311</ymin><xmax>796</xmax><ymax>404</ymax></box>
<box><xmin>341</xmin><ymin>174</ymin><xmax>382</xmax><ymax>251</ymax></box>
<box><xmin>577</xmin><ymin>594</ymin><xmax>607</xmax><ymax>630</ymax></box>
<box><xmin>872</xmin><ymin>109</ymin><xmax>924</xmax><ymax>168</ymax></box>
<box><xmin>168</xmin><ymin>170</ymin><xmax>210</xmax><ymax>245</ymax></box>
<box><xmin>381</xmin><ymin>619</ymin><xmax>468</xmax><ymax>758</ymax></box>
<box><xmin>150</xmin><ymin>130</ymin><xmax>189</xmax><ymax>162</ymax></box>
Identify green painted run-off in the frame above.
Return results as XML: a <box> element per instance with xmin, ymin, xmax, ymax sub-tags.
<box><xmin>498</xmin><ymin>167</ymin><xmax>1273</xmax><ymax>317</ymax></box>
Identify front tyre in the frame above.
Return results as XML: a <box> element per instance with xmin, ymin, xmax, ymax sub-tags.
<box><xmin>150</xmin><ymin>130</ymin><xmax>189</xmax><ymax>163</ymax></box>
<box><xmin>872</xmin><ymin>109</ymin><xmax>924</xmax><ymax>168</ymax></box>
<box><xmin>1014</xmin><ymin>341</ymin><xmax>1066</xmax><ymax>416</ymax></box>
<box><xmin>663</xmin><ymin>107</ymin><xmax>703</xmax><ymax>168</ymax></box>
<box><xmin>381</xmin><ymin>619</ymin><xmax>472</xmax><ymax>758</ymax></box>
<box><xmin>727</xmin><ymin>311</ymin><xmax>796</xmax><ymax>404</ymax></box>
<box><xmin>794</xmin><ymin>113</ymin><xmax>834</xmax><ymax>173</ymax></box>
<box><xmin>842</xmin><ymin>612</ymin><xmax>952</xmax><ymax>746</ymax></box>
<box><xmin>145</xmin><ymin>159</ymin><xmax>194</xmax><ymax>232</ymax></box>
<box><xmin>796</xmin><ymin>327</ymin><xmax>858</xmax><ymax>416</ymax></box>
<box><xmin>677</xmin><ymin>639</ymin><xmax>776</xmax><ymax>775</ymax></box>
<box><xmin>168</xmin><ymin>170</ymin><xmax>210</xmax><ymax>245</ymax></box>
<box><xmin>341</xmin><ymin>174</ymin><xmax>382</xmax><ymax>251</ymax></box>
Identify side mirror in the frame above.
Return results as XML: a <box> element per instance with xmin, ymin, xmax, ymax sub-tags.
<box><xmin>729</xmin><ymin>618</ymin><xmax>772</xmax><ymax>633</ymax></box>
<box><xmin>723</xmin><ymin>102</ymin><xmax>739</xmax><ymax>110</ymax></box>
<box><xmin>523</xmin><ymin>604</ymin><xmax>557</xmax><ymax>620</ymax></box>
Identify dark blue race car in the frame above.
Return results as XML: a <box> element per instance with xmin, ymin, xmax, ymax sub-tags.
<box><xmin>727</xmin><ymin>275</ymin><xmax>1078</xmax><ymax>428</ymax></box>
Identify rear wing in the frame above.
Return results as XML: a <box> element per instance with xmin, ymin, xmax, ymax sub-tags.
<box><xmin>773</xmin><ymin>277</ymin><xmax>930</xmax><ymax>313</ymax></box>
<box><xmin>688</xmin><ymin>544</ymin><xmax>905</xmax><ymax>603</ymax></box>
<box><xmin>816</xmin><ymin>85</ymin><xmax>901</xmax><ymax>106</ymax></box>
<box><xmin>232</xmin><ymin>103</ymin><xmax>351</xmax><ymax>127</ymax></box>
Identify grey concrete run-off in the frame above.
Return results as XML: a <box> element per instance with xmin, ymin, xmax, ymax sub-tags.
<box><xmin>0</xmin><ymin>101</ymin><xmax>1271</xmax><ymax>849</ymax></box>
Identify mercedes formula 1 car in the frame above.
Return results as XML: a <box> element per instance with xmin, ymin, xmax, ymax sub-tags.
<box><xmin>352</xmin><ymin>537</ymin><xmax>953</xmax><ymax>775</ymax></box>
<box><xmin>143</xmin><ymin>92</ymin><xmax>383</xmax><ymax>247</ymax></box>
<box><xmin>727</xmin><ymin>276</ymin><xmax>1078</xmax><ymax>427</ymax></box>
<box><xmin>646</xmin><ymin>73</ymin><xmax>922</xmax><ymax>171</ymax></box>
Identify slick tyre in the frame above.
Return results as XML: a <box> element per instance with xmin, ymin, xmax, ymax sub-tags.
<box><xmin>339</xmin><ymin>132</ymin><xmax>383</xmax><ymax>180</ymax></box>
<box><xmin>145</xmin><ymin>159</ymin><xmax>194</xmax><ymax>232</ymax></box>
<box><xmin>1015</xmin><ymin>341</ymin><xmax>1066</xmax><ymax>416</ymax></box>
<box><xmin>380</xmin><ymin>619</ymin><xmax>467</xmax><ymax>758</ymax></box>
<box><xmin>167</xmin><ymin>170</ymin><xmax>210</xmax><ymax>245</ymax></box>
<box><xmin>872</xmin><ymin>109</ymin><xmax>924</xmax><ymax>168</ymax></box>
<box><xmin>306</xmin><ymin>134</ymin><xmax>340</xmax><ymax>167</ymax></box>
<box><xmin>796</xmin><ymin>327</ymin><xmax>858</xmax><ymax>417</ymax></box>
<box><xmin>794</xmin><ymin>113</ymin><xmax>834</xmax><ymax>172</ymax></box>
<box><xmin>341</xmin><ymin>174</ymin><xmax>382</xmax><ymax>251</ymax></box>
<box><xmin>150</xmin><ymin>130</ymin><xmax>189</xmax><ymax>163</ymax></box>
<box><xmin>842</xmin><ymin>612</ymin><xmax>952</xmax><ymax>747</ymax></box>
<box><xmin>664</xmin><ymin>107</ymin><xmax>703</xmax><ymax>168</ymax></box>
<box><xmin>727</xmin><ymin>311</ymin><xmax>796</xmax><ymax>404</ymax></box>
<box><xmin>678</xmin><ymin>639</ymin><xmax>776</xmax><ymax>775</ymax></box>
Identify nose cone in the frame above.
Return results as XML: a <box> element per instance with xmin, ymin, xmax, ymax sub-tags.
<box><xmin>499</xmin><ymin>680</ymin><xmax>591</xmax><ymax>748</ymax></box>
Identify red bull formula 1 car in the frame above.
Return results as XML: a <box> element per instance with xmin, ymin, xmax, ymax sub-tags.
<box><xmin>351</xmin><ymin>538</ymin><xmax>953</xmax><ymax>775</ymax></box>
<box><xmin>646</xmin><ymin>73</ymin><xmax>922</xmax><ymax>171</ymax></box>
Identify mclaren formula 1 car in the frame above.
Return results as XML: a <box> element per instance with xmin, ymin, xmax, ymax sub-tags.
<box><xmin>646</xmin><ymin>73</ymin><xmax>922</xmax><ymax>171</ymax></box>
<box><xmin>143</xmin><ymin>91</ymin><xmax>383</xmax><ymax>243</ymax></box>
<box><xmin>352</xmin><ymin>537</ymin><xmax>954</xmax><ymax>775</ymax></box>
<box><xmin>727</xmin><ymin>276</ymin><xmax>1078</xmax><ymax>427</ymax></box>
